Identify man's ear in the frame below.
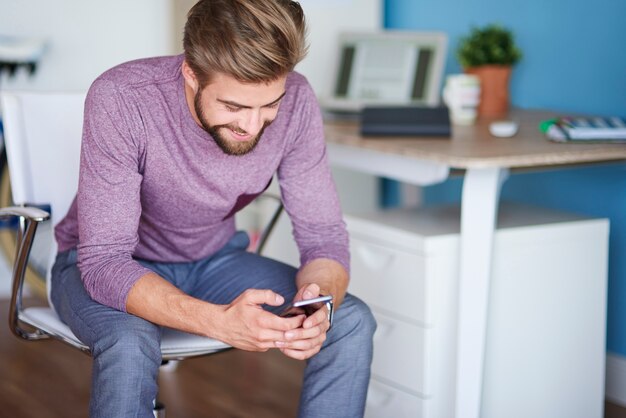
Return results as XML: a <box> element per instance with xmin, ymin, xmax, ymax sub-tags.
<box><xmin>181</xmin><ymin>60</ymin><xmax>199</xmax><ymax>93</ymax></box>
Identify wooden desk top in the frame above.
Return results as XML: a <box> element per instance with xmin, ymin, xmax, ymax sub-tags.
<box><xmin>324</xmin><ymin>109</ymin><xmax>626</xmax><ymax>169</ymax></box>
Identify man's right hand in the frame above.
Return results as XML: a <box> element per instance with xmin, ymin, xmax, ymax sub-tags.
<box><xmin>127</xmin><ymin>275</ymin><xmax>303</xmax><ymax>352</ymax></box>
<box><xmin>214</xmin><ymin>289</ymin><xmax>304</xmax><ymax>352</ymax></box>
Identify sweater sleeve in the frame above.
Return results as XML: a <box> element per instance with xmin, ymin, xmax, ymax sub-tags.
<box><xmin>76</xmin><ymin>79</ymin><xmax>153</xmax><ymax>312</ymax></box>
<box><xmin>277</xmin><ymin>79</ymin><xmax>350</xmax><ymax>274</ymax></box>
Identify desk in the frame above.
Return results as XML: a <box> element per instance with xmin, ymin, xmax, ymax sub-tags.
<box><xmin>323</xmin><ymin>109</ymin><xmax>626</xmax><ymax>418</ymax></box>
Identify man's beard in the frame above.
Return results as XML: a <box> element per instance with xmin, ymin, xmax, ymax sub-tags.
<box><xmin>194</xmin><ymin>90</ymin><xmax>272</xmax><ymax>156</ymax></box>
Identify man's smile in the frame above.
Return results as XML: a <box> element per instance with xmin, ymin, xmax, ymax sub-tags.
<box><xmin>226</xmin><ymin>126</ymin><xmax>253</xmax><ymax>142</ymax></box>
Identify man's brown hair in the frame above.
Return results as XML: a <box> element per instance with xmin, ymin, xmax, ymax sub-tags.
<box><xmin>183</xmin><ymin>0</ymin><xmax>308</xmax><ymax>86</ymax></box>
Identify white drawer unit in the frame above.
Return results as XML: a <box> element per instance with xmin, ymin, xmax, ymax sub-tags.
<box><xmin>371</xmin><ymin>310</ymin><xmax>429</xmax><ymax>395</ymax></box>
<box><xmin>346</xmin><ymin>203</ymin><xmax>609</xmax><ymax>418</ymax></box>
<box><xmin>349</xmin><ymin>239</ymin><xmax>431</xmax><ymax>325</ymax></box>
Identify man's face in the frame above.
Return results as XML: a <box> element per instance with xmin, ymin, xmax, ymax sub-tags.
<box><xmin>186</xmin><ymin>70</ymin><xmax>287</xmax><ymax>156</ymax></box>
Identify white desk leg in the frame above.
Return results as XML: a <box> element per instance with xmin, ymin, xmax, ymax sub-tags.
<box><xmin>455</xmin><ymin>167</ymin><xmax>509</xmax><ymax>418</ymax></box>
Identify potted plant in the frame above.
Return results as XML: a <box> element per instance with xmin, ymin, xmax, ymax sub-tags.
<box><xmin>456</xmin><ymin>24</ymin><xmax>522</xmax><ymax>117</ymax></box>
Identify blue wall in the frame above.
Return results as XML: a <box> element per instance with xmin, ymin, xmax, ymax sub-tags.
<box><xmin>385</xmin><ymin>0</ymin><xmax>626</xmax><ymax>115</ymax></box>
<box><xmin>385</xmin><ymin>0</ymin><xmax>626</xmax><ymax>355</ymax></box>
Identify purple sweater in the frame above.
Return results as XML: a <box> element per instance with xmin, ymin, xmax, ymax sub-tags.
<box><xmin>54</xmin><ymin>55</ymin><xmax>349</xmax><ymax>312</ymax></box>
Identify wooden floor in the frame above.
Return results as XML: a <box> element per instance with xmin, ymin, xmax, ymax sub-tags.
<box><xmin>2</xmin><ymin>298</ymin><xmax>626</xmax><ymax>418</ymax></box>
<box><xmin>0</xmin><ymin>299</ymin><xmax>304</xmax><ymax>418</ymax></box>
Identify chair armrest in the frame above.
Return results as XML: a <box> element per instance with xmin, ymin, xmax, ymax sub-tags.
<box><xmin>0</xmin><ymin>205</ymin><xmax>51</xmax><ymax>340</ymax></box>
<box><xmin>0</xmin><ymin>205</ymin><xmax>50</xmax><ymax>222</ymax></box>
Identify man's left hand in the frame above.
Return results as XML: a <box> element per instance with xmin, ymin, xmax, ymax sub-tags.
<box><xmin>275</xmin><ymin>283</ymin><xmax>330</xmax><ymax>360</ymax></box>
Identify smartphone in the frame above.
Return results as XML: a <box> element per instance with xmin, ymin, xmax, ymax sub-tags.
<box><xmin>280</xmin><ymin>295</ymin><xmax>333</xmax><ymax>318</ymax></box>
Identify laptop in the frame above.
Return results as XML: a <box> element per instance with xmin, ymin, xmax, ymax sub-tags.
<box><xmin>321</xmin><ymin>31</ymin><xmax>448</xmax><ymax>115</ymax></box>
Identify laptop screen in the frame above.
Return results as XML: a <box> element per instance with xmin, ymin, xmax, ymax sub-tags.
<box><xmin>323</xmin><ymin>31</ymin><xmax>448</xmax><ymax>112</ymax></box>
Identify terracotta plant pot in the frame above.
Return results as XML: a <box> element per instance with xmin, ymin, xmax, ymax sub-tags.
<box><xmin>465</xmin><ymin>65</ymin><xmax>512</xmax><ymax>117</ymax></box>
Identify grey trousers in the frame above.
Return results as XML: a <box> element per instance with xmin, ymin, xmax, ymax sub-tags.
<box><xmin>51</xmin><ymin>231</ymin><xmax>376</xmax><ymax>418</ymax></box>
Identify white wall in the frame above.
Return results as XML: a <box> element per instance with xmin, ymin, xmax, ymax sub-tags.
<box><xmin>0</xmin><ymin>0</ymin><xmax>174</xmax><ymax>91</ymax></box>
<box><xmin>0</xmin><ymin>0</ymin><xmax>177</xmax><ymax>297</ymax></box>
<box><xmin>170</xmin><ymin>0</ymin><xmax>384</xmax><ymax>100</ymax></box>
<box><xmin>296</xmin><ymin>0</ymin><xmax>382</xmax><ymax>99</ymax></box>
<box><xmin>296</xmin><ymin>0</ymin><xmax>383</xmax><ymax>216</ymax></box>
<box><xmin>0</xmin><ymin>1</ymin><xmax>383</xmax><ymax>280</ymax></box>
<box><xmin>1</xmin><ymin>0</ymin><xmax>383</xmax><ymax>212</ymax></box>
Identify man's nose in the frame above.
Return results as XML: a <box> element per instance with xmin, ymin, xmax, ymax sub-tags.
<box><xmin>239</xmin><ymin>109</ymin><xmax>263</xmax><ymax>136</ymax></box>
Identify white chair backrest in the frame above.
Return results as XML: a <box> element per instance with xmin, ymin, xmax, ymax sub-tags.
<box><xmin>0</xmin><ymin>91</ymin><xmax>86</xmax><ymax>302</ymax></box>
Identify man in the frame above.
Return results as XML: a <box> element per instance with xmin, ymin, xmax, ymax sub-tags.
<box><xmin>51</xmin><ymin>0</ymin><xmax>376</xmax><ymax>417</ymax></box>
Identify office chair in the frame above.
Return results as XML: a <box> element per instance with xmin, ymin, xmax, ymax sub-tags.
<box><xmin>0</xmin><ymin>91</ymin><xmax>284</xmax><ymax>417</ymax></box>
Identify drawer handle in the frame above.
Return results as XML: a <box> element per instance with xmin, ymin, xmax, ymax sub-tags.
<box><xmin>373</xmin><ymin>318</ymin><xmax>394</xmax><ymax>341</ymax></box>
<box><xmin>367</xmin><ymin>384</ymin><xmax>393</xmax><ymax>407</ymax></box>
<box><xmin>355</xmin><ymin>244</ymin><xmax>394</xmax><ymax>271</ymax></box>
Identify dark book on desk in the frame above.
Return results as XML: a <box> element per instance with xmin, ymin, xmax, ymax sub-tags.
<box><xmin>542</xmin><ymin>116</ymin><xmax>626</xmax><ymax>143</ymax></box>
<box><xmin>360</xmin><ymin>106</ymin><xmax>451</xmax><ymax>137</ymax></box>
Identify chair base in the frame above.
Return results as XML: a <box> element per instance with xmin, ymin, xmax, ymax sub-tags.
<box><xmin>153</xmin><ymin>401</ymin><xmax>166</xmax><ymax>417</ymax></box>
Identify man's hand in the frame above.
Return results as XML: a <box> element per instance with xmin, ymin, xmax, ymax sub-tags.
<box><xmin>216</xmin><ymin>289</ymin><xmax>305</xmax><ymax>352</ymax></box>
<box><xmin>275</xmin><ymin>283</ymin><xmax>331</xmax><ymax>360</ymax></box>
<box><xmin>273</xmin><ymin>258</ymin><xmax>349</xmax><ymax>361</ymax></box>
<box><xmin>126</xmin><ymin>259</ymin><xmax>348</xmax><ymax>360</ymax></box>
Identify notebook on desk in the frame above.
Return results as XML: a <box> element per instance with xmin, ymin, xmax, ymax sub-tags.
<box><xmin>542</xmin><ymin>116</ymin><xmax>626</xmax><ymax>143</ymax></box>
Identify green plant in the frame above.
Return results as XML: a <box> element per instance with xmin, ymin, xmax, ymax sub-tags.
<box><xmin>456</xmin><ymin>24</ymin><xmax>522</xmax><ymax>68</ymax></box>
